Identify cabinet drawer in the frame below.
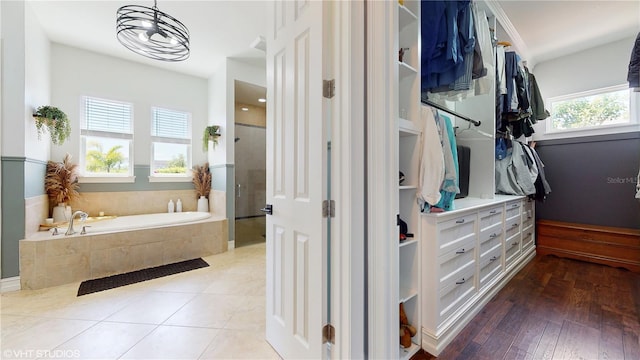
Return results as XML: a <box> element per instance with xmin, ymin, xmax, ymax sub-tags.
<box><xmin>505</xmin><ymin>201</ymin><xmax>522</xmax><ymax>221</ymax></box>
<box><xmin>505</xmin><ymin>234</ymin><xmax>521</xmax><ymax>266</ymax></box>
<box><xmin>479</xmin><ymin>206</ymin><xmax>503</xmax><ymax>232</ymax></box>
<box><xmin>438</xmin><ymin>265</ymin><xmax>476</xmax><ymax>324</ymax></box>
<box><xmin>479</xmin><ymin>247</ymin><xmax>502</xmax><ymax>289</ymax></box>
<box><xmin>505</xmin><ymin>217</ymin><xmax>520</xmax><ymax>243</ymax></box>
<box><xmin>479</xmin><ymin>228</ymin><xmax>503</xmax><ymax>261</ymax></box>
<box><xmin>522</xmin><ymin>227</ymin><xmax>535</xmax><ymax>252</ymax></box>
<box><xmin>479</xmin><ymin>223</ymin><xmax>502</xmax><ymax>257</ymax></box>
<box><xmin>437</xmin><ymin>240</ymin><xmax>476</xmax><ymax>289</ymax></box>
<box><xmin>437</xmin><ymin>214</ymin><xmax>477</xmax><ymax>256</ymax></box>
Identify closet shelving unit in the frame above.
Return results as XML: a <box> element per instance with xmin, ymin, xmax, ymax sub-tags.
<box><xmin>396</xmin><ymin>1</ymin><xmax>421</xmax><ymax>359</ymax></box>
<box><xmin>417</xmin><ymin>3</ymin><xmax>537</xmax><ymax>356</ymax></box>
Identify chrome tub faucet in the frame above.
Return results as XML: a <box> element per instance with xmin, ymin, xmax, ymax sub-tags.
<box><xmin>65</xmin><ymin>211</ymin><xmax>88</xmax><ymax>235</ymax></box>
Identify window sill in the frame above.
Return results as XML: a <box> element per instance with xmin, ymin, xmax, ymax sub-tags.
<box><xmin>536</xmin><ymin>122</ymin><xmax>640</xmax><ymax>141</ymax></box>
<box><xmin>79</xmin><ymin>176</ymin><xmax>136</xmax><ymax>184</ymax></box>
<box><xmin>148</xmin><ymin>176</ymin><xmax>192</xmax><ymax>183</ymax></box>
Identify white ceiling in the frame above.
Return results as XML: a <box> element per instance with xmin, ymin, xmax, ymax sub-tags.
<box><xmin>496</xmin><ymin>0</ymin><xmax>639</xmax><ymax>66</ymax></box>
<box><xmin>27</xmin><ymin>0</ymin><xmax>640</xmax><ymax>90</ymax></box>
<box><xmin>28</xmin><ymin>0</ymin><xmax>268</xmax><ymax>79</ymax></box>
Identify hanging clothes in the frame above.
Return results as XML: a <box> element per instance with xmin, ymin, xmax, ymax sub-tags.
<box><xmin>526</xmin><ymin>68</ymin><xmax>550</xmax><ymax>122</ymax></box>
<box><xmin>473</xmin><ymin>5</ymin><xmax>494</xmax><ymax>96</ymax></box>
<box><xmin>628</xmin><ymin>32</ymin><xmax>640</xmax><ymax>89</ymax></box>
<box><xmin>418</xmin><ymin>106</ymin><xmax>445</xmax><ymax>208</ymax></box>
<box><xmin>434</xmin><ymin>113</ymin><xmax>459</xmax><ymax>211</ymax></box>
<box><xmin>495</xmin><ymin>140</ymin><xmax>536</xmax><ymax>196</ymax></box>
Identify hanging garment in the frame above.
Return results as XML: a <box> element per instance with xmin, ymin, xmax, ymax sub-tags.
<box><xmin>495</xmin><ymin>141</ymin><xmax>536</xmax><ymax>196</ymax></box>
<box><xmin>434</xmin><ymin>113</ymin><xmax>459</xmax><ymax>211</ymax></box>
<box><xmin>526</xmin><ymin>69</ymin><xmax>550</xmax><ymax>122</ymax></box>
<box><xmin>418</xmin><ymin>106</ymin><xmax>445</xmax><ymax>208</ymax></box>
<box><xmin>529</xmin><ymin>146</ymin><xmax>551</xmax><ymax>201</ymax></box>
<box><xmin>628</xmin><ymin>32</ymin><xmax>640</xmax><ymax>89</ymax></box>
<box><xmin>473</xmin><ymin>6</ymin><xmax>494</xmax><ymax>96</ymax></box>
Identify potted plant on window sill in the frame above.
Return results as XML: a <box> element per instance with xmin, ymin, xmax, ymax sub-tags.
<box><xmin>202</xmin><ymin>125</ymin><xmax>221</xmax><ymax>151</ymax></box>
<box><xmin>33</xmin><ymin>105</ymin><xmax>71</xmax><ymax>146</ymax></box>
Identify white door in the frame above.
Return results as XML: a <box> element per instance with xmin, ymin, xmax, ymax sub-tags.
<box><xmin>265</xmin><ymin>0</ymin><xmax>328</xmax><ymax>359</ymax></box>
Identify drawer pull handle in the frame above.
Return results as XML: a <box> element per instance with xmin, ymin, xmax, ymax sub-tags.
<box><xmin>456</xmin><ymin>278</ymin><xmax>466</xmax><ymax>285</ymax></box>
<box><xmin>512</xmin><ymin>242</ymin><xmax>519</xmax><ymax>247</ymax></box>
<box><xmin>490</xmin><ymin>256</ymin><xmax>498</xmax><ymax>262</ymax></box>
<box><xmin>512</xmin><ymin>204</ymin><xmax>519</xmax><ymax>208</ymax></box>
<box><xmin>456</xmin><ymin>219</ymin><xmax>465</xmax><ymax>224</ymax></box>
<box><xmin>489</xmin><ymin>233</ymin><xmax>498</xmax><ymax>238</ymax></box>
<box><xmin>527</xmin><ymin>233</ymin><xmax>532</xmax><ymax>237</ymax></box>
<box><xmin>489</xmin><ymin>210</ymin><xmax>497</xmax><ymax>214</ymax></box>
<box><xmin>527</xmin><ymin>216</ymin><xmax>532</xmax><ymax>219</ymax></box>
<box><xmin>512</xmin><ymin>223</ymin><xmax>519</xmax><ymax>228</ymax></box>
<box><xmin>456</xmin><ymin>249</ymin><xmax>465</xmax><ymax>254</ymax></box>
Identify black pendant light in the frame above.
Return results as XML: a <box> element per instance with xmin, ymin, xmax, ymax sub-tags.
<box><xmin>116</xmin><ymin>0</ymin><xmax>190</xmax><ymax>62</ymax></box>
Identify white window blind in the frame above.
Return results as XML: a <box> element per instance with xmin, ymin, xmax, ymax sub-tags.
<box><xmin>152</xmin><ymin>107</ymin><xmax>190</xmax><ymax>139</ymax></box>
<box><xmin>84</xmin><ymin>97</ymin><xmax>132</xmax><ymax>134</ymax></box>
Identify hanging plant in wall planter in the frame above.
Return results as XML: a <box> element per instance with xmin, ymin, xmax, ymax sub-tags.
<box><xmin>33</xmin><ymin>105</ymin><xmax>71</xmax><ymax>145</ymax></box>
<box><xmin>202</xmin><ymin>125</ymin><xmax>221</xmax><ymax>151</ymax></box>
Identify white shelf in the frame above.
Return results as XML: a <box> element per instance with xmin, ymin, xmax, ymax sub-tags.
<box><xmin>399</xmin><ymin>118</ymin><xmax>420</xmax><ymax>136</ymax></box>
<box><xmin>399</xmin><ymin>185</ymin><xmax>417</xmax><ymax>190</ymax></box>
<box><xmin>399</xmin><ymin>286</ymin><xmax>419</xmax><ymax>303</ymax></box>
<box><xmin>399</xmin><ymin>342</ymin><xmax>421</xmax><ymax>360</ymax></box>
<box><xmin>399</xmin><ymin>5</ymin><xmax>418</xmax><ymax>28</ymax></box>
<box><xmin>399</xmin><ymin>238</ymin><xmax>418</xmax><ymax>248</ymax></box>
<box><xmin>399</xmin><ymin>61</ymin><xmax>418</xmax><ymax>78</ymax></box>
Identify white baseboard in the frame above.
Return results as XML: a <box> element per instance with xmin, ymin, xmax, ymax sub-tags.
<box><xmin>228</xmin><ymin>240</ymin><xmax>235</xmax><ymax>249</ymax></box>
<box><xmin>0</xmin><ymin>276</ymin><xmax>21</xmax><ymax>293</ymax></box>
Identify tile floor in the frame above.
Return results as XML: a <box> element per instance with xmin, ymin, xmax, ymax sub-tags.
<box><xmin>1</xmin><ymin>243</ymin><xmax>280</xmax><ymax>360</ymax></box>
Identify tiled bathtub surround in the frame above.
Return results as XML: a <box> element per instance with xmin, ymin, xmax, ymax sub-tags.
<box><xmin>70</xmin><ymin>189</ymin><xmax>202</xmax><ymax>217</ymax></box>
<box><xmin>24</xmin><ymin>195</ymin><xmax>49</xmax><ymax>238</ymax></box>
<box><xmin>20</xmin><ymin>216</ymin><xmax>228</xmax><ymax>290</ymax></box>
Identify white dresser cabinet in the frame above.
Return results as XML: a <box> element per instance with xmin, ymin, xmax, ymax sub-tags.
<box><xmin>421</xmin><ymin>196</ymin><xmax>536</xmax><ymax>356</ymax></box>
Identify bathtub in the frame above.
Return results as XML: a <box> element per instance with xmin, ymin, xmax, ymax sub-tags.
<box><xmin>81</xmin><ymin>211</ymin><xmax>212</xmax><ymax>234</ymax></box>
<box><xmin>20</xmin><ymin>212</ymin><xmax>228</xmax><ymax>290</ymax></box>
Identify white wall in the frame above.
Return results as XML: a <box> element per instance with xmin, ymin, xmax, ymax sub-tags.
<box><xmin>50</xmin><ymin>43</ymin><xmax>209</xmax><ymax>166</ymax></box>
<box><xmin>531</xmin><ymin>35</ymin><xmax>640</xmax><ymax>140</ymax></box>
<box><xmin>1</xmin><ymin>1</ymin><xmax>26</xmax><ymax>157</ymax></box>
<box><xmin>24</xmin><ymin>2</ymin><xmax>50</xmax><ymax>161</ymax></box>
<box><xmin>207</xmin><ymin>59</ymin><xmax>266</xmax><ymax>165</ymax></box>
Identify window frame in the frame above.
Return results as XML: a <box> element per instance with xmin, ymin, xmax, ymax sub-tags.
<box><xmin>545</xmin><ymin>84</ymin><xmax>638</xmax><ymax>136</ymax></box>
<box><xmin>79</xmin><ymin>96</ymin><xmax>135</xmax><ymax>183</ymax></box>
<box><xmin>149</xmin><ymin>106</ymin><xmax>193</xmax><ymax>181</ymax></box>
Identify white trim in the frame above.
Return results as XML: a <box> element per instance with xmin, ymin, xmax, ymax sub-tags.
<box><xmin>332</xmin><ymin>1</ymin><xmax>364</xmax><ymax>358</ymax></box>
<box><xmin>148</xmin><ymin>175</ymin><xmax>192</xmax><ymax>183</ymax></box>
<box><xmin>0</xmin><ymin>276</ymin><xmax>21</xmax><ymax>293</ymax></box>
<box><xmin>78</xmin><ymin>176</ymin><xmax>136</xmax><ymax>184</ymax></box>
<box><xmin>367</xmin><ymin>1</ymin><xmax>398</xmax><ymax>358</ymax></box>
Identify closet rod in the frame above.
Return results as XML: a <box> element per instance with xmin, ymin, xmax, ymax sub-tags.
<box><xmin>422</xmin><ymin>99</ymin><xmax>482</xmax><ymax>127</ymax></box>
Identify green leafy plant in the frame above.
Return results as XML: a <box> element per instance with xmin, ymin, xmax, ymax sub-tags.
<box><xmin>86</xmin><ymin>142</ymin><xmax>127</xmax><ymax>173</ymax></box>
<box><xmin>33</xmin><ymin>106</ymin><xmax>71</xmax><ymax>145</ymax></box>
<box><xmin>202</xmin><ymin>125</ymin><xmax>221</xmax><ymax>151</ymax></box>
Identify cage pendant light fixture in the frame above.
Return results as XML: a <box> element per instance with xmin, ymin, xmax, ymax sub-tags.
<box><xmin>116</xmin><ymin>0</ymin><xmax>190</xmax><ymax>62</ymax></box>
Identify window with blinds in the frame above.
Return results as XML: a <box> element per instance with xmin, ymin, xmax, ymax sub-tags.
<box><xmin>81</xmin><ymin>97</ymin><xmax>133</xmax><ymax>176</ymax></box>
<box><xmin>151</xmin><ymin>107</ymin><xmax>192</xmax><ymax>176</ymax></box>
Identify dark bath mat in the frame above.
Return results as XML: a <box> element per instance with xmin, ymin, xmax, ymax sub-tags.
<box><xmin>77</xmin><ymin>258</ymin><xmax>209</xmax><ymax>296</ymax></box>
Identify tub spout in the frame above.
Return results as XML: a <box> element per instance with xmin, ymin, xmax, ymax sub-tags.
<box><xmin>65</xmin><ymin>211</ymin><xmax>88</xmax><ymax>235</ymax></box>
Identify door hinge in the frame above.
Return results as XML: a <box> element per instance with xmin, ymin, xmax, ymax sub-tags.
<box><xmin>322</xmin><ymin>324</ymin><xmax>335</xmax><ymax>344</ymax></box>
<box><xmin>323</xmin><ymin>79</ymin><xmax>335</xmax><ymax>99</ymax></box>
<box><xmin>322</xmin><ymin>200</ymin><xmax>335</xmax><ymax>218</ymax></box>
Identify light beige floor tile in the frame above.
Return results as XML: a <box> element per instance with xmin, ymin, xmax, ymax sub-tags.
<box><xmin>0</xmin><ymin>315</ymin><xmax>49</xmax><ymax>341</ymax></box>
<box><xmin>1</xmin><ymin>318</ymin><xmax>96</xmax><ymax>357</ymax></box>
<box><xmin>164</xmin><ymin>293</ymin><xmax>245</xmax><ymax>328</ymax></box>
<box><xmin>224</xmin><ymin>295</ymin><xmax>265</xmax><ymax>331</ymax></box>
<box><xmin>52</xmin><ymin>321</ymin><xmax>156</xmax><ymax>360</ymax></box>
<box><xmin>120</xmin><ymin>325</ymin><xmax>219</xmax><ymax>359</ymax></box>
<box><xmin>199</xmin><ymin>329</ymin><xmax>280</xmax><ymax>359</ymax></box>
<box><xmin>105</xmin><ymin>291</ymin><xmax>196</xmax><ymax>324</ymax></box>
<box><xmin>202</xmin><ymin>271</ymin><xmax>265</xmax><ymax>296</ymax></box>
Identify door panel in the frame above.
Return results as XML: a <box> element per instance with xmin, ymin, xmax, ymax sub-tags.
<box><xmin>265</xmin><ymin>0</ymin><xmax>326</xmax><ymax>358</ymax></box>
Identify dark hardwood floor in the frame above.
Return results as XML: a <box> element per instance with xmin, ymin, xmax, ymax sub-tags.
<box><xmin>412</xmin><ymin>254</ymin><xmax>640</xmax><ymax>359</ymax></box>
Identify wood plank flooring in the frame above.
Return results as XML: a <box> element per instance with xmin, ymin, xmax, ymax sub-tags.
<box><xmin>412</xmin><ymin>254</ymin><xmax>640</xmax><ymax>359</ymax></box>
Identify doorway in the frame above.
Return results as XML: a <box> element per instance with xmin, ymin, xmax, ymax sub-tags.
<box><xmin>234</xmin><ymin>80</ymin><xmax>267</xmax><ymax>248</ymax></box>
